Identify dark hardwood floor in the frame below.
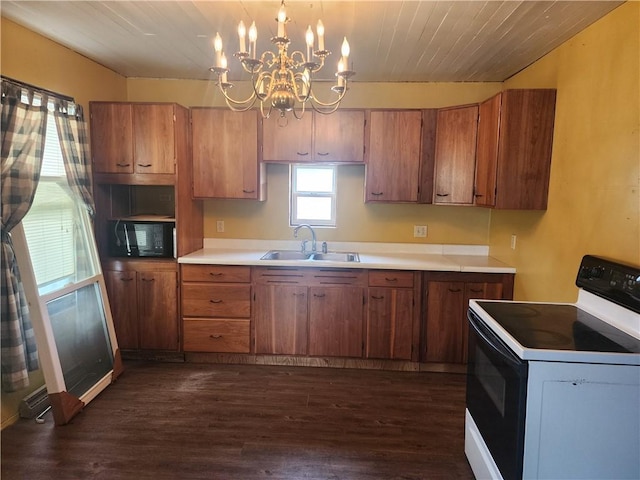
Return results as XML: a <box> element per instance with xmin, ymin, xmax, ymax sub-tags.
<box><xmin>2</xmin><ymin>362</ymin><xmax>474</xmax><ymax>480</ymax></box>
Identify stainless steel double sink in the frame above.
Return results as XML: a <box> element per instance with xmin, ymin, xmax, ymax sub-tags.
<box><xmin>260</xmin><ymin>250</ymin><xmax>360</xmax><ymax>263</ymax></box>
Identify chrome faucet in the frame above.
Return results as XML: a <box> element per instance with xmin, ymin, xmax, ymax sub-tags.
<box><xmin>293</xmin><ymin>224</ymin><xmax>317</xmax><ymax>252</ymax></box>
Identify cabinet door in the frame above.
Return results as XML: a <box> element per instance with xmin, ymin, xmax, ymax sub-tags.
<box><xmin>261</xmin><ymin>113</ymin><xmax>313</xmax><ymax>162</ymax></box>
<box><xmin>474</xmin><ymin>93</ymin><xmax>501</xmax><ymax>207</ymax></box>
<box><xmin>425</xmin><ymin>281</ymin><xmax>465</xmax><ymax>363</ymax></box>
<box><xmin>308</xmin><ymin>286</ymin><xmax>364</xmax><ymax>357</ymax></box>
<box><xmin>191</xmin><ymin>108</ymin><xmax>259</xmax><ymax>199</ymax></box>
<box><xmin>254</xmin><ymin>285</ymin><xmax>308</xmax><ymax>355</ymax></box>
<box><xmin>434</xmin><ymin>105</ymin><xmax>478</xmax><ymax>204</ymax></box>
<box><xmin>366</xmin><ymin>287</ymin><xmax>414</xmax><ymax>360</ymax></box>
<box><xmin>495</xmin><ymin>89</ymin><xmax>556</xmax><ymax>210</ymax></box>
<box><xmin>137</xmin><ymin>271</ymin><xmax>178</xmax><ymax>350</ymax></box>
<box><xmin>365</xmin><ymin>110</ymin><xmax>422</xmax><ymax>202</ymax></box>
<box><xmin>90</xmin><ymin>103</ymin><xmax>133</xmax><ymax>174</ymax></box>
<box><xmin>314</xmin><ymin>110</ymin><xmax>365</xmax><ymax>163</ymax></box>
<box><xmin>104</xmin><ymin>270</ymin><xmax>138</xmax><ymax>349</ymax></box>
<box><xmin>133</xmin><ymin>104</ymin><xmax>176</xmax><ymax>174</ymax></box>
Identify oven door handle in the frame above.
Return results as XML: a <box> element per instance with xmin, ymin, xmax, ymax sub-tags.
<box><xmin>468</xmin><ymin>311</ymin><xmax>524</xmax><ymax>369</ymax></box>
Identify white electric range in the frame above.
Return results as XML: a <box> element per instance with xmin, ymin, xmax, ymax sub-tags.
<box><xmin>464</xmin><ymin>255</ymin><xmax>640</xmax><ymax>480</ymax></box>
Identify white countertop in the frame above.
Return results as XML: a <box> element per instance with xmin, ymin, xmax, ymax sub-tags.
<box><xmin>178</xmin><ymin>239</ymin><xmax>516</xmax><ymax>274</ymax></box>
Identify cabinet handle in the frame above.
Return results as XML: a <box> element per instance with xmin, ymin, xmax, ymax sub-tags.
<box><xmin>313</xmin><ymin>293</ymin><xmax>326</xmax><ymax>298</ymax></box>
<box><xmin>317</xmin><ymin>152</ymin><xmax>329</xmax><ymax>156</ymax></box>
<box><xmin>210</xmin><ymin>334</ymin><xmax>222</xmax><ymax>339</ymax></box>
<box><xmin>470</xmin><ymin>288</ymin><xmax>484</xmax><ymax>293</ymax></box>
<box><xmin>209</xmin><ymin>299</ymin><xmax>223</xmax><ymax>304</ymax></box>
<box><xmin>242</xmin><ymin>189</ymin><xmax>255</xmax><ymax>194</ymax></box>
<box><xmin>384</xmin><ymin>277</ymin><xmax>398</xmax><ymax>282</ymax></box>
<box><xmin>371</xmin><ymin>192</ymin><xmax>384</xmax><ymax>196</ymax></box>
<box><xmin>474</xmin><ymin>194</ymin><xmax>484</xmax><ymax>198</ymax></box>
<box><xmin>371</xmin><ymin>295</ymin><xmax>384</xmax><ymax>300</ymax></box>
<box><xmin>293</xmin><ymin>293</ymin><xmax>305</xmax><ymax>297</ymax></box>
<box><xmin>141</xmin><ymin>278</ymin><xmax>155</xmax><ymax>282</ymax></box>
<box><xmin>296</xmin><ymin>152</ymin><xmax>309</xmax><ymax>156</ymax></box>
<box><xmin>436</xmin><ymin>193</ymin><xmax>450</xmax><ymax>197</ymax></box>
<box><xmin>448</xmin><ymin>288</ymin><xmax>462</xmax><ymax>293</ymax></box>
<box><xmin>119</xmin><ymin>277</ymin><xmax>134</xmax><ymax>282</ymax></box>
<box><xmin>137</xmin><ymin>163</ymin><xmax>152</xmax><ymax>167</ymax></box>
<box><xmin>209</xmin><ymin>272</ymin><xmax>223</xmax><ymax>277</ymax></box>
<box><xmin>116</xmin><ymin>162</ymin><xmax>131</xmax><ymax>167</ymax></box>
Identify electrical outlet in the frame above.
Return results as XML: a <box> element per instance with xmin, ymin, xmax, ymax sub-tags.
<box><xmin>216</xmin><ymin>220</ymin><xmax>225</xmax><ymax>233</ymax></box>
<box><xmin>511</xmin><ymin>234</ymin><xmax>517</xmax><ymax>250</ymax></box>
<box><xmin>414</xmin><ymin>225</ymin><xmax>428</xmax><ymax>238</ymax></box>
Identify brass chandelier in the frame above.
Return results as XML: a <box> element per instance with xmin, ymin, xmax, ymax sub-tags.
<box><xmin>210</xmin><ymin>1</ymin><xmax>355</xmax><ymax>119</ymax></box>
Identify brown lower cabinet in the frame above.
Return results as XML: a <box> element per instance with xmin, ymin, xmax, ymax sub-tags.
<box><xmin>179</xmin><ymin>265</ymin><xmax>512</xmax><ymax>366</ymax></box>
<box><xmin>104</xmin><ymin>261</ymin><xmax>178</xmax><ymax>351</ymax></box>
<box><xmin>423</xmin><ymin>272</ymin><xmax>514</xmax><ymax>363</ymax></box>
<box><xmin>181</xmin><ymin>264</ymin><xmax>251</xmax><ymax>353</ymax></box>
<box><xmin>252</xmin><ymin>267</ymin><xmax>367</xmax><ymax>358</ymax></box>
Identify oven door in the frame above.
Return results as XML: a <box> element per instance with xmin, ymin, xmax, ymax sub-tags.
<box><xmin>466</xmin><ymin>308</ymin><xmax>528</xmax><ymax>480</ymax></box>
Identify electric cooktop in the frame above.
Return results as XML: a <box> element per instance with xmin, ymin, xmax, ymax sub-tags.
<box><xmin>475</xmin><ymin>301</ymin><xmax>640</xmax><ymax>354</ymax></box>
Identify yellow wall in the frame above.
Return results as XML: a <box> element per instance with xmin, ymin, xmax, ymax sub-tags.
<box><xmin>0</xmin><ymin>17</ymin><xmax>126</xmax><ymax>428</ymax></box>
<box><xmin>488</xmin><ymin>1</ymin><xmax>640</xmax><ymax>302</ymax></box>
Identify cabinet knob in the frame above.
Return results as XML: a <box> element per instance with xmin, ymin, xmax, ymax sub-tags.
<box><xmin>209</xmin><ymin>299</ymin><xmax>223</xmax><ymax>304</ymax></box>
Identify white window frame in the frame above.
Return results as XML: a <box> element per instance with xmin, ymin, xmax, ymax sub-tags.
<box><xmin>12</xmin><ymin>106</ymin><xmax>119</xmax><ymax>411</ymax></box>
<box><xmin>290</xmin><ymin>164</ymin><xmax>337</xmax><ymax>227</ymax></box>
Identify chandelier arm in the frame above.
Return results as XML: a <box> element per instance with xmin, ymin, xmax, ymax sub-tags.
<box><xmin>217</xmin><ymin>82</ymin><xmax>259</xmax><ymax>110</ymax></box>
<box><xmin>306</xmin><ymin>80</ymin><xmax>348</xmax><ymax>108</ymax></box>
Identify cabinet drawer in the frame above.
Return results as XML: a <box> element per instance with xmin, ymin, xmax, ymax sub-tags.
<box><xmin>252</xmin><ymin>267</ymin><xmax>307</xmax><ymax>285</ymax></box>
<box><xmin>368</xmin><ymin>270</ymin><xmax>414</xmax><ymax>288</ymax></box>
<box><xmin>308</xmin><ymin>268</ymin><xmax>367</xmax><ymax>287</ymax></box>
<box><xmin>183</xmin><ymin>318</ymin><xmax>250</xmax><ymax>353</ymax></box>
<box><xmin>182</xmin><ymin>264</ymin><xmax>251</xmax><ymax>283</ymax></box>
<box><xmin>181</xmin><ymin>284</ymin><xmax>250</xmax><ymax>318</ymax></box>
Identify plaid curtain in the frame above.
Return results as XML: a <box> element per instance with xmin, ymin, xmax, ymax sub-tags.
<box><xmin>1</xmin><ymin>82</ymin><xmax>46</xmax><ymax>392</ymax></box>
<box><xmin>54</xmin><ymin>101</ymin><xmax>95</xmax><ymax>216</ymax></box>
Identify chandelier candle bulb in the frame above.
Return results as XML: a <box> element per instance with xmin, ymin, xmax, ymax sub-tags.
<box><xmin>305</xmin><ymin>26</ymin><xmax>314</xmax><ymax>61</ymax></box>
<box><xmin>249</xmin><ymin>21</ymin><xmax>257</xmax><ymax>59</ymax></box>
<box><xmin>341</xmin><ymin>37</ymin><xmax>350</xmax><ymax>67</ymax></box>
<box><xmin>221</xmin><ymin>53</ymin><xmax>228</xmax><ymax>83</ymax></box>
<box><xmin>238</xmin><ymin>21</ymin><xmax>246</xmax><ymax>53</ymax></box>
<box><xmin>277</xmin><ymin>5</ymin><xmax>286</xmax><ymax>37</ymax></box>
<box><xmin>337</xmin><ymin>59</ymin><xmax>345</xmax><ymax>87</ymax></box>
<box><xmin>214</xmin><ymin>32</ymin><xmax>223</xmax><ymax>67</ymax></box>
<box><xmin>317</xmin><ymin>20</ymin><xmax>325</xmax><ymax>51</ymax></box>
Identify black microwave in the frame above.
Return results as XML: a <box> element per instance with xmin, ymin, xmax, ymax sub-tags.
<box><xmin>108</xmin><ymin>220</ymin><xmax>175</xmax><ymax>258</ymax></box>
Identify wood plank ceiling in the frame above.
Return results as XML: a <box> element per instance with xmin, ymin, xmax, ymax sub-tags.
<box><xmin>2</xmin><ymin>1</ymin><xmax>623</xmax><ymax>82</ymax></box>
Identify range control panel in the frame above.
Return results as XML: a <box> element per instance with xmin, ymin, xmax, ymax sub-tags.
<box><xmin>577</xmin><ymin>255</ymin><xmax>640</xmax><ymax>313</ymax></box>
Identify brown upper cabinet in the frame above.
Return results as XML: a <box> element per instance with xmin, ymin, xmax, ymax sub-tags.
<box><xmin>90</xmin><ymin>103</ymin><xmax>177</xmax><ymax>182</ymax></box>
<box><xmin>433</xmin><ymin>104</ymin><xmax>479</xmax><ymax>205</ymax></box>
<box><xmin>365</xmin><ymin>110</ymin><xmax>423</xmax><ymax>202</ymax></box>
<box><xmin>190</xmin><ymin>108</ymin><xmax>264</xmax><ymax>200</ymax></box>
<box><xmin>261</xmin><ymin>110</ymin><xmax>365</xmax><ymax>163</ymax></box>
<box><xmin>475</xmin><ymin>89</ymin><xmax>556</xmax><ymax>209</ymax></box>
